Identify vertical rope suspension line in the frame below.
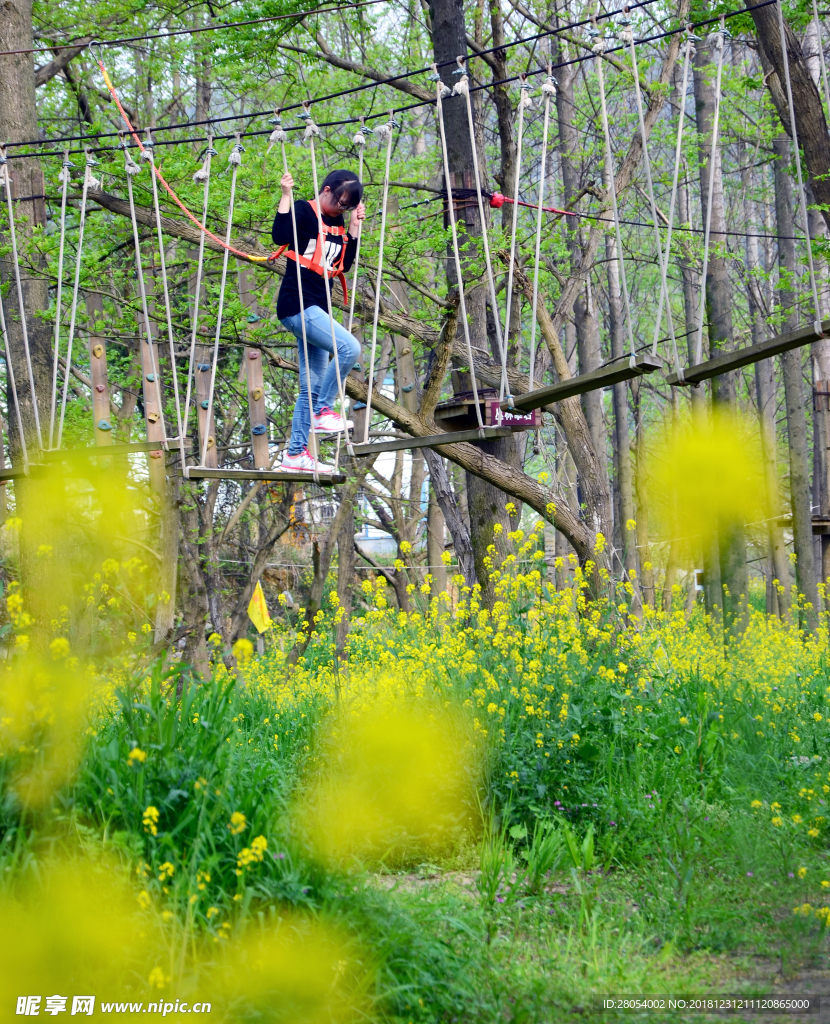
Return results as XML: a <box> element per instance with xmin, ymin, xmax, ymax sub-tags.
<box><xmin>0</xmin><ymin>147</ymin><xmax>43</xmax><ymax>450</ymax></box>
<box><xmin>274</xmin><ymin>122</ymin><xmax>318</xmax><ymax>483</ymax></box>
<box><xmin>528</xmin><ymin>74</ymin><xmax>555</xmax><ymax>394</ymax></box>
<box><xmin>777</xmin><ymin>0</ymin><xmax>824</xmax><ymax>329</ymax></box>
<box><xmin>434</xmin><ymin>70</ymin><xmax>486</xmax><ymax>434</ymax></box>
<box><xmin>182</xmin><ymin>137</ymin><xmax>214</xmax><ymax>451</ymax></box>
<box><xmin>361</xmin><ymin>113</ymin><xmax>395</xmax><ymax>445</ymax></box>
<box><xmin>650</xmin><ymin>33</ymin><xmax>693</xmax><ymax>375</ymax></box>
<box><xmin>143</xmin><ymin>130</ymin><xmax>185</xmax><ymax>454</ymax></box>
<box><xmin>594</xmin><ymin>35</ymin><xmax>637</xmax><ymax>363</ymax></box>
<box><xmin>0</xmin><ymin>278</ymin><xmax>28</xmax><ymax>468</ymax></box>
<box><xmin>122</xmin><ymin>139</ymin><xmax>166</xmax><ymax>443</ymax></box>
<box><xmin>625</xmin><ymin>22</ymin><xmax>678</xmax><ymax>367</ymax></box>
<box><xmin>305</xmin><ymin>107</ymin><xmax>355</xmax><ymax>463</ymax></box>
<box><xmin>49</xmin><ymin>150</ymin><xmax>70</xmax><ymax>449</ymax></box>
<box><xmin>454</xmin><ymin>61</ymin><xmax>509</xmax><ymax>404</ymax></box>
<box><xmin>501</xmin><ymin>77</ymin><xmax>531</xmax><ymax>404</ymax></box>
<box><xmin>57</xmin><ymin>150</ymin><xmax>95</xmax><ymax>449</ymax></box>
<box><xmin>347</xmin><ymin>119</ymin><xmax>368</xmax><ymax>336</ymax></box>
<box><xmin>200</xmin><ymin>136</ymin><xmax>242</xmax><ymax>469</ymax></box>
<box><xmin>693</xmin><ymin>20</ymin><xmax>727</xmax><ymax>366</ymax></box>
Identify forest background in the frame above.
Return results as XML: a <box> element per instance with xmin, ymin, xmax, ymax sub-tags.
<box><xmin>2</xmin><ymin>0</ymin><xmax>830</xmax><ymax>1020</ymax></box>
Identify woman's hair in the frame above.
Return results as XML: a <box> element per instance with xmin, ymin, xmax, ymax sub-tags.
<box><xmin>321</xmin><ymin>169</ymin><xmax>363</xmax><ymax>209</ymax></box>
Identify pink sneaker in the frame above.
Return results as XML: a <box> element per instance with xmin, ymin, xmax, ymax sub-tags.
<box><xmin>313</xmin><ymin>407</ymin><xmax>353</xmax><ymax>434</ymax></box>
<box><xmin>280</xmin><ymin>448</ymin><xmax>334</xmax><ymax>475</ymax></box>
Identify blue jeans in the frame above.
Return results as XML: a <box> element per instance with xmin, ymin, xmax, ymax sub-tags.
<box><xmin>281</xmin><ymin>305</ymin><xmax>362</xmax><ymax>455</ymax></box>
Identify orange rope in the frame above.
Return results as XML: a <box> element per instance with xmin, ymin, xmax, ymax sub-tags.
<box><xmin>96</xmin><ymin>53</ymin><xmax>268</xmax><ymax>263</ymax></box>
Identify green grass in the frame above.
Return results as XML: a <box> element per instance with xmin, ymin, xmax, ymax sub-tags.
<box><xmin>3</xmin><ymin>557</ymin><xmax>830</xmax><ymax>1020</ymax></box>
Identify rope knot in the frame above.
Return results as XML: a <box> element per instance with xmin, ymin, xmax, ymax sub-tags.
<box><xmin>518</xmin><ymin>84</ymin><xmax>533</xmax><ymax>110</ymax></box>
<box><xmin>303</xmin><ymin>122</ymin><xmax>321</xmax><ymax>140</ymax></box>
<box><xmin>541</xmin><ymin>76</ymin><xmax>557</xmax><ymax>96</ymax></box>
<box><xmin>228</xmin><ymin>143</ymin><xmax>244</xmax><ymax>166</ymax></box>
<box><xmin>588</xmin><ymin>25</ymin><xmax>606</xmax><ymax>54</ymax></box>
<box><xmin>451</xmin><ymin>74</ymin><xmax>470</xmax><ymax>97</ymax></box>
<box><xmin>269</xmin><ymin>126</ymin><xmax>288</xmax><ymax>146</ymax></box>
<box><xmin>617</xmin><ymin>15</ymin><xmax>634</xmax><ymax>44</ymax></box>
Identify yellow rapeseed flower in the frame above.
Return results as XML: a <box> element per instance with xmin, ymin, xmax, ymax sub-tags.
<box><xmin>228</xmin><ymin>811</ymin><xmax>247</xmax><ymax>835</ymax></box>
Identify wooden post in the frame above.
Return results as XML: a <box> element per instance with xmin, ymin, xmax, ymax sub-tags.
<box><xmin>238</xmin><ymin>268</ymin><xmax>269</xmax><ymax>469</ymax></box>
<box><xmin>141</xmin><ymin>260</ymin><xmax>166</xmax><ymax>492</ymax></box>
<box><xmin>85</xmin><ymin>293</ymin><xmax>113</xmax><ymax>446</ymax></box>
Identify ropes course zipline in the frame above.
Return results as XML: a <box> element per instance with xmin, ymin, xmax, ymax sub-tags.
<box><xmin>0</xmin><ymin>0</ymin><xmax>825</xmax><ymax>487</ymax></box>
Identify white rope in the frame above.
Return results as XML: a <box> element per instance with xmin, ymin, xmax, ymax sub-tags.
<box><xmin>623</xmin><ymin>18</ymin><xmax>678</xmax><ymax>370</ymax></box>
<box><xmin>305</xmin><ymin>107</ymin><xmax>357</xmax><ymax>466</ymax></box>
<box><xmin>182</xmin><ymin>138</ymin><xmax>214</xmax><ymax>453</ymax></box>
<box><xmin>777</xmin><ymin>0</ymin><xmax>824</xmax><ymax>331</ymax></box>
<box><xmin>199</xmin><ymin>135</ymin><xmax>243</xmax><ymax>469</ymax></box>
<box><xmin>0</xmin><ymin>146</ymin><xmax>43</xmax><ymax>450</ymax></box>
<box><xmin>693</xmin><ymin>20</ymin><xmax>727</xmax><ymax>366</ymax></box>
<box><xmin>528</xmin><ymin>74</ymin><xmax>556</xmax><ymax>394</ymax></box>
<box><xmin>48</xmin><ymin>150</ymin><xmax>71</xmax><ymax>448</ymax></box>
<box><xmin>592</xmin><ymin>29</ymin><xmax>637</xmax><ymax>363</ymax></box>
<box><xmin>453</xmin><ymin>61</ymin><xmax>510</xmax><ymax>405</ymax></box>
<box><xmin>362</xmin><ymin>112</ymin><xmax>396</xmax><ymax>445</ymax></box>
<box><xmin>142</xmin><ymin>130</ymin><xmax>185</xmax><ymax>454</ymax></box>
<box><xmin>433</xmin><ymin>68</ymin><xmax>485</xmax><ymax>434</ymax></box>
<box><xmin>0</xmin><ymin>263</ymin><xmax>27</xmax><ymax>468</ymax></box>
<box><xmin>57</xmin><ymin>149</ymin><xmax>98</xmax><ymax>449</ymax></box>
<box><xmin>275</xmin><ymin>118</ymin><xmax>319</xmax><ymax>484</ymax></box>
<box><xmin>347</xmin><ymin>120</ymin><xmax>370</xmax><ymax>336</ymax></box>
<box><xmin>122</xmin><ymin>137</ymin><xmax>166</xmax><ymax>443</ymax></box>
<box><xmin>650</xmin><ymin>32</ymin><xmax>694</xmax><ymax>377</ymax></box>
<box><xmin>501</xmin><ymin>76</ymin><xmax>532</xmax><ymax>404</ymax></box>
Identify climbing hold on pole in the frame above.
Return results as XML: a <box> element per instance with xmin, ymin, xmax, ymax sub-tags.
<box><xmin>147</xmin><ymin>411</ymin><xmax>160</xmax><ymax>423</ymax></box>
<box><xmin>248</xmin><ymin>351</ymin><xmax>259</xmax><ymax>360</ymax></box>
<box><xmin>198</xmin><ymin>363</ymin><xmax>210</xmax><ymax>372</ymax></box>
<box><xmin>251</xmin><ymin>387</ymin><xmax>264</xmax><ymax>401</ymax></box>
<box><xmin>200</xmin><ymin>400</ymin><xmax>210</xmax><ymax>410</ymax></box>
<box><xmin>402</xmin><ymin>383</ymin><xmax>414</xmax><ymax>393</ymax></box>
<box><xmin>146</xmin><ymin>373</ymin><xmax>156</xmax><ymax>382</ymax></box>
<box><xmin>97</xmin><ymin>419</ymin><xmax>113</xmax><ymax>431</ymax></box>
<box><xmin>92</xmin><ymin>344</ymin><xmax>105</xmax><ymax>358</ymax></box>
<box><xmin>247</xmin><ymin>314</ymin><xmax>261</xmax><ymax>324</ymax></box>
<box><xmin>149</xmin><ymin>450</ymin><xmax>162</xmax><ymax>459</ymax></box>
<box><xmin>95</xmin><ymin>384</ymin><xmax>105</xmax><ymax>393</ymax></box>
<box><xmin>252</xmin><ymin>424</ymin><xmax>267</xmax><ymax>436</ymax></box>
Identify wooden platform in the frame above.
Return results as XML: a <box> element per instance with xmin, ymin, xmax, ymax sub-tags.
<box><xmin>506</xmin><ymin>354</ymin><xmax>663</xmax><ymax>413</ymax></box>
<box><xmin>777</xmin><ymin>514</ymin><xmax>830</xmax><ymax>536</ymax></box>
<box><xmin>183</xmin><ymin>467</ymin><xmax>345</xmax><ymax>485</ymax></box>
<box><xmin>0</xmin><ymin>467</ymin><xmax>26</xmax><ymax>482</ymax></box>
<box><xmin>351</xmin><ymin>426</ymin><xmax>512</xmax><ymax>456</ymax></box>
<box><xmin>666</xmin><ymin>320</ymin><xmax>830</xmax><ymax>387</ymax></box>
<box><xmin>433</xmin><ymin>390</ymin><xmax>542</xmax><ymax>432</ymax></box>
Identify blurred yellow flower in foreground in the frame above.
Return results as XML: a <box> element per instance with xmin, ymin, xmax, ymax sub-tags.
<box><xmin>298</xmin><ymin>690</ymin><xmax>478</xmax><ymax>865</ymax></box>
<box><xmin>645</xmin><ymin>410</ymin><xmax>770</xmax><ymax>550</ymax></box>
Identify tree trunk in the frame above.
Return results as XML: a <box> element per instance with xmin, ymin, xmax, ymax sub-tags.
<box><xmin>774</xmin><ymin>134</ymin><xmax>819</xmax><ymax>625</ymax></box>
<box><xmin>748</xmin><ymin>1</ymin><xmax>830</xmax><ymax>233</ymax></box>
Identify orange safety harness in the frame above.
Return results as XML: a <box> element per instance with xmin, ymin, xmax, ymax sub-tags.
<box><xmin>269</xmin><ymin>199</ymin><xmax>350</xmax><ymax>307</ymax></box>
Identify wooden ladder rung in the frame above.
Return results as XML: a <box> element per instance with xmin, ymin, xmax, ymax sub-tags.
<box><xmin>183</xmin><ymin>467</ymin><xmax>345</xmax><ymax>485</ymax></box>
<box><xmin>506</xmin><ymin>354</ymin><xmax>662</xmax><ymax>413</ymax></box>
<box><xmin>42</xmin><ymin>439</ymin><xmax>192</xmax><ymax>461</ymax></box>
<box><xmin>350</xmin><ymin>426</ymin><xmax>512</xmax><ymax>456</ymax></box>
<box><xmin>666</xmin><ymin>320</ymin><xmax>830</xmax><ymax>386</ymax></box>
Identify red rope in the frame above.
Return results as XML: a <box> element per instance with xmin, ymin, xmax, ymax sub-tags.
<box><xmin>96</xmin><ymin>55</ymin><xmax>268</xmax><ymax>262</ymax></box>
<box><xmin>489</xmin><ymin>191</ymin><xmax>574</xmax><ymax>217</ymax></box>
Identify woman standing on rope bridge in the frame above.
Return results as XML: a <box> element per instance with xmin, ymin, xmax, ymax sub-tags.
<box><xmin>273</xmin><ymin>168</ymin><xmax>365</xmax><ymax>474</ymax></box>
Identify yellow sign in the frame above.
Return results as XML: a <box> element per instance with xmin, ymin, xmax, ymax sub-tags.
<box><xmin>247</xmin><ymin>581</ymin><xmax>272</xmax><ymax>634</ymax></box>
